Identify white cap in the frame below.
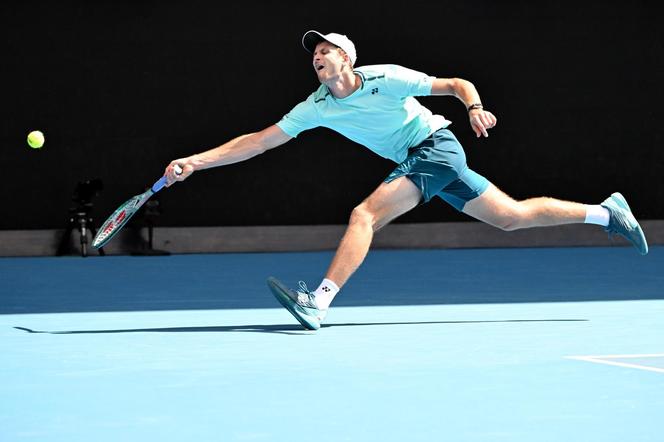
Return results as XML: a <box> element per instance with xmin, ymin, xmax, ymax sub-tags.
<box><xmin>302</xmin><ymin>30</ymin><xmax>357</xmax><ymax>66</ymax></box>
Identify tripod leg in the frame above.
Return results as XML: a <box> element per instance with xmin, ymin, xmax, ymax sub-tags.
<box><xmin>56</xmin><ymin>218</ymin><xmax>75</xmax><ymax>256</ymax></box>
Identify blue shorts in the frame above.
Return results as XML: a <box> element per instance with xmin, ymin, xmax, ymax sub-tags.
<box><xmin>384</xmin><ymin>128</ymin><xmax>490</xmax><ymax>211</ymax></box>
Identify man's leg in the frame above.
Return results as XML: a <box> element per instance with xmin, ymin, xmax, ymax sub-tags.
<box><xmin>267</xmin><ymin>176</ymin><xmax>422</xmax><ymax>330</ymax></box>
<box><xmin>325</xmin><ymin>176</ymin><xmax>422</xmax><ymax>287</ymax></box>
<box><xmin>461</xmin><ymin>183</ymin><xmax>587</xmax><ymax>230</ymax></box>
<box><xmin>461</xmin><ymin>183</ymin><xmax>648</xmax><ymax>254</ymax></box>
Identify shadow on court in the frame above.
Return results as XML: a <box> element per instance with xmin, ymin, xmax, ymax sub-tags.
<box><xmin>14</xmin><ymin>319</ymin><xmax>588</xmax><ymax>335</ymax></box>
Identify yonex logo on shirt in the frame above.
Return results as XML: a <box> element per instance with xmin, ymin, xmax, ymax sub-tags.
<box><xmin>371</xmin><ymin>88</ymin><xmax>379</xmax><ymax>94</ymax></box>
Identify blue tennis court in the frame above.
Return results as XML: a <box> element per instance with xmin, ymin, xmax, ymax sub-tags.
<box><xmin>1</xmin><ymin>246</ymin><xmax>663</xmax><ymax>441</ymax></box>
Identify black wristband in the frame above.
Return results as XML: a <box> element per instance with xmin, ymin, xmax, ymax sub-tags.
<box><xmin>467</xmin><ymin>103</ymin><xmax>483</xmax><ymax>112</ymax></box>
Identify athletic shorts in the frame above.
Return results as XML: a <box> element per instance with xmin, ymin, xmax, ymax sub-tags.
<box><xmin>384</xmin><ymin>128</ymin><xmax>490</xmax><ymax>211</ymax></box>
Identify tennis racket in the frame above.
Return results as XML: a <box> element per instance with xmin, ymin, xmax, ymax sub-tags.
<box><xmin>92</xmin><ymin>165</ymin><xmax>182</xmax><ymax>249</ymax></box>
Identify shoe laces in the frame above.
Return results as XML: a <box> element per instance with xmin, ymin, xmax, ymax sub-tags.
<box><xmin>296</xmin><ymin>281</ymin><xmax>318</xmax><ymax>308</ymax></box>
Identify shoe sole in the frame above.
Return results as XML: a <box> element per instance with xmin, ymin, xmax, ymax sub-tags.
<box><xmin>267</xmin><ymin>277</ymin><xmax>320</xmax><ymax>330</ymax></box>
<box><xmin>607</xmin><ymin>192</ymin><xmax>648</xmax><ymax>255</ymax></box>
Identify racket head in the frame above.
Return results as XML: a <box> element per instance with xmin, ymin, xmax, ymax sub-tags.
<box><xmin>93</xmin><ymin>168</ymin><xmax>177</xmax><ymax>249</ymax></box>
<box><xmin>92</xmin><ymin>195</ymin><xmax>143</xmax><ymax>248</ymax></box>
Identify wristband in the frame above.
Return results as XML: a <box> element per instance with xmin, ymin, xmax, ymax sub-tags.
<box><xmin>467</xmin><ymin>103</ymin><xmax>483</xmax><ymax>112</ymax></box>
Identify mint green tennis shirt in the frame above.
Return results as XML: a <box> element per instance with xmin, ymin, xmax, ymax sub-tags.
<box><xmin>276</xmin><ymin>64</ymin><xmax>451</xmax><ymax>163</ymax></box>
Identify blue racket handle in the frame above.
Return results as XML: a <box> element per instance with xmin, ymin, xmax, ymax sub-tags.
<box><xmin>151</xmin><ymin>176</ymin><xmax>168</xmax><ymax>193</ymax></box>
<box><xmin>151</xmin><ymin>165</ymin><xmax>183</xmax><ymax>193</ymax></box>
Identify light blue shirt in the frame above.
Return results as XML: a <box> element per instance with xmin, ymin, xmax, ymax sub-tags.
<box><xmin>276</xmin><ymin>64</ymin><xmax>451</xmax><ymax>163</ymax></box>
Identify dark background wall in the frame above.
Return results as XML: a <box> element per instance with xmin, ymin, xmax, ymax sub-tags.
<box><xmin>2</xmin><ymin>1</ymin><xmax>662</xmax><ymax>229</ymax></box>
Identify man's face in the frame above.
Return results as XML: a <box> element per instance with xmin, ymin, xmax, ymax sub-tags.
<box><xmin>312</xmin><ymin>41</ymin><xmax>348</xmax><ymax>82</ymax></box>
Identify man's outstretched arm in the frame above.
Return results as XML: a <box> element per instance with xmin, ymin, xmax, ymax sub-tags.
<box><xmin>165</xmin><ymin>124</ymin><xmax>293</xmax><ymax>185</ymax></box>
<box><xmin>431</xmin><ymin>77</ymin><xmax>497</xmax><ymax>138</ymax></box>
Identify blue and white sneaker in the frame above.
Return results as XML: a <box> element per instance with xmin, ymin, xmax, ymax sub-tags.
<box><xmin>267</xmin><ymin>277</ymin><xmax>327</xmax><ymax>330</ymax></box>
<box><xmin>601</xmin><ymin>192</ymin><xmax>648</xmax><ymax>255</ymax></box>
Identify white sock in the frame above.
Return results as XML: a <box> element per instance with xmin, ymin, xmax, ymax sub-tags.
<box><xmin>584</xmin><ymin>205</ymin><xmax>610</xmax><ymax>226</ymax></box>
<box><xmin>313</xmin><ymin>278</ymin><xmax>339</xmax><ymax>310</ymax></box>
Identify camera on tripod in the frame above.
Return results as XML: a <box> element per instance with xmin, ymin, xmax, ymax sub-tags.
<box><xmin>71</xmin><ymin>178</ymin><xmax>103</xmax><ymax>211</ymax></box>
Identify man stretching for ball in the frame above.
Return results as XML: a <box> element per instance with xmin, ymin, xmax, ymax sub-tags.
<box><xmin>164</xmin><ymin>30</ymin><xmax>648</xmax><ymax>330</ymax></box>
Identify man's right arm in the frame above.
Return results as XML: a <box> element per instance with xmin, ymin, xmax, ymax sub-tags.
<box><xmin>165</xmin><ymin>124</ymin><xmax>293</xmax><ymax>185</ymax></box>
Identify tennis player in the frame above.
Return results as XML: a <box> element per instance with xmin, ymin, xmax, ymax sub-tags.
<box><xmin>165</xmin><ymin>30</ymin><xmax>648</xmax><ymax>330</ymax></box>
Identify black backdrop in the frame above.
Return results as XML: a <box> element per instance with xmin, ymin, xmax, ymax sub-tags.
<box><xmin>2</xmin><ymin>1</ymin><xmax>662</xmax><ymax>229</ymax></box>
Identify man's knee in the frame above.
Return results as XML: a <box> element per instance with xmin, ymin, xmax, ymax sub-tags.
<box><xmin>349</xmin><ymin>204</ymin><xmax>375</xmax><ymax>230</ymax></box>
<box><xmin>464</xmin><ymin>184</ymin><xmax>535</xmax><ymax>231</ymax></box>
<box><xmin>496</xmin><ymin>217</ymin><xmax>520</xmax><ymax>231</ymax></box>
<box><xmin>492</xmin><ymin>203</ymin><xmax>529</xmax><ymax>231</ymax></box>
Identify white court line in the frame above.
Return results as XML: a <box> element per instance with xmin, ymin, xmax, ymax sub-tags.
<box><xmin>566</xmin><ymin>354</ymin><xmax>664</xmax><ymax>374</ymax></box>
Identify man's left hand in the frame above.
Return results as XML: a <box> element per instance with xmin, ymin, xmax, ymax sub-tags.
<box><xmin>469</xmin><ymin>109</ymin><xmax>497</xmax><ymax>138</ymax></box>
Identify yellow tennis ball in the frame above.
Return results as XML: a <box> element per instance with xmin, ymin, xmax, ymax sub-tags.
<box><xmin>27</xmin><ymin>130</ymin><xmax>45</xmax><ymax>149</ymax></box>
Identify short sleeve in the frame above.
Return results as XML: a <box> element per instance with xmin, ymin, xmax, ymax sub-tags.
<box><xmin>383</xmin><ymin>65</ymin><xmax>435</xmax><ymax>97</ymax></box>
<box><xmin>276</xmin><ymin>95</ymin><xmax>320</xmax><ymax>138</ymax></box>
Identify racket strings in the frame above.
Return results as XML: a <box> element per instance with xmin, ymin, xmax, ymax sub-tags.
<box><xmin>92</xmin><ymin>197</ymin><xmax>141</xmax><ymax>247</ymax></box>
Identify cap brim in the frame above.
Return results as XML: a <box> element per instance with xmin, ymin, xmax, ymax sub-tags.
<box><xmin>302</xmin><ymin>30</ymin><xmax>326</xmax><ymax>53</ymax></box>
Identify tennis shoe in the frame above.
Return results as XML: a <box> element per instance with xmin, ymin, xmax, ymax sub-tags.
<box><xmin>601</xmin><ymin>192</ymin><xmax>648</xmax><ymax>255</ymax></box>
<box><xmin>267</xmin><ymin>277</ymin><xmax>327</xmax><ymax>330</ymax></box>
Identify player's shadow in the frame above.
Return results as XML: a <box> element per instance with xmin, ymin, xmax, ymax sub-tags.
<box><xmin>14</xmin><ymin>318</ymin><xmax>587</xmax><ymax>336</ymax></box>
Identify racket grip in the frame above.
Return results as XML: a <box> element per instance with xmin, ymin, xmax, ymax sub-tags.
<box><xmin>151</xmin><ymin>165</ymin><xmax>183</xmax><ymax>193</ymax></box>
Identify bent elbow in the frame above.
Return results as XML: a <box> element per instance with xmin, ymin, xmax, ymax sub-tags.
<box><xmin>452</xmin><ymin>78</ymin><xmax>473</xmax><ymax>96</ymax></box>
<box><xmin>252</xmin><ymin>134</ymin><xmax>270</xmax><ymax>155</ymax></box>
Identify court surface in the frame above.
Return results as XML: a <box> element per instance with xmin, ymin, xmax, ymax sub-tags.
<box><xmin>1</xmin><ymin>246</ymin><xmax>663</xmax><ymax>441</ymax></box>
